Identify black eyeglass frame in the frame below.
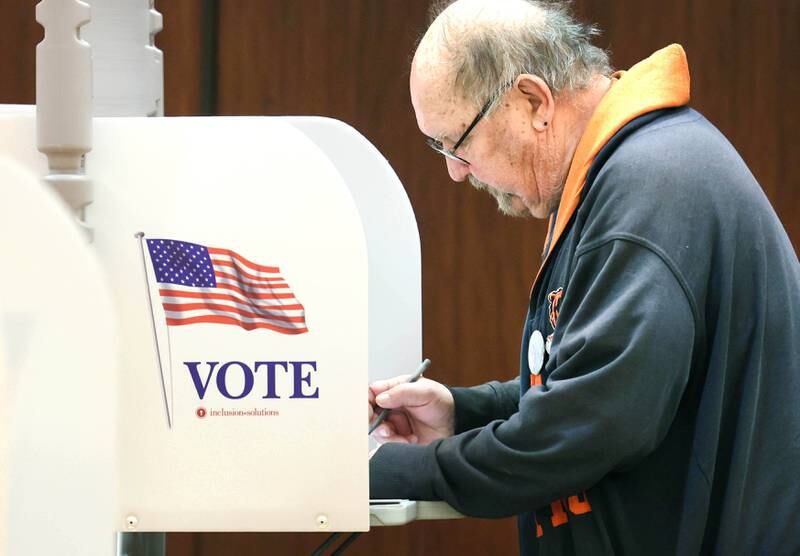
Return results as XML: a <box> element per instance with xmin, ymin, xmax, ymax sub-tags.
<box><xmin>424</xmin><ymin>81</ymin><xmax>513</xmax><ymax>164</ymax></box>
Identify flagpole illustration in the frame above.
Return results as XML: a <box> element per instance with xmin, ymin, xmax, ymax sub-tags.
<box><xmin>135</xmin><ymin>231</ymin><xmax>173</xmax><ymax>429</ymax></box>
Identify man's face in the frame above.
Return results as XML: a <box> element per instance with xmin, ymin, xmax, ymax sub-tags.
<box><xmin>410</xmin><ymin>66</ymin><xmax>561</xmax><ymax>219</ymax></box>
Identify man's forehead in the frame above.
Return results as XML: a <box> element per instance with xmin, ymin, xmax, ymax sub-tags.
<box><xmin>410</xmin><ymin>62</ymin><xmax>470</xmax><ymax>139</ymax></box>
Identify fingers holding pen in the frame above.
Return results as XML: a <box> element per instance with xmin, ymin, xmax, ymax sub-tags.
<box><xmin>368</xmin><ymin>360</ymin><xmax>434</xmax><ymax>444</ymax></box>
<box><xmin>368</xmin><ymin>376</ymin><xmax>403</xmax><ymax>425</ymax></box>
<box><xmin>368</xmin><ymin>374</ymin><xmax>415</xmax><ymax>432</ymax></box>
<box><xmin>372</xmin><ymin>412</ymin><xmax>417</xmax><ymax>444</ymax></box>
<box><xmin>369</xmin><ymin>382</ymin><xmax>425</xmax><ymax>444</ymax></box>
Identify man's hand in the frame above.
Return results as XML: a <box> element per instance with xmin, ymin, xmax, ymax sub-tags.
<box><xmin>368</xmin><ymin>375</ymin><xmax>455</xmax><ymax>445</ymax></box>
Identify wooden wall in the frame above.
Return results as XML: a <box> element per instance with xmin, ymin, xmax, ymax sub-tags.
<box><xmin>1</xmin><ymin>1</ymin><xmax>797</xmax><ymax>555</ymax></box>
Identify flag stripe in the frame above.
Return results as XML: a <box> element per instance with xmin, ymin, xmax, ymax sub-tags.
<box><xmin>166</xmin><ymin>315</ymin><xmax>308</xmax><ymax>334</ymax></box>
<box><xmin>207</xmin><ymin>248</ymin><xmax>280</xmax><ymax>273</ymax></box>
<box><xmin>161</xmin><ymin>302</ymin><xmax>306</xmax><ymax>323</ymax></box>
<box><xmin>161</xmin><ymin>296</ymin><xmax>305</xmax><ymax>318</ymax></box>
<box><xmin>214</xmin><ymin>270</ymin><xmax>290</xmax><ymax>290</ymax></box>
<box><xmin>216</xmin><ymin>282</ymin><xmax>297</xmax><ymax>300</ymax></box>
<box><xmin>210</xmin><ymin>258</ymin><xmax>284</xmax><ymax>282</ymax></box>
<box><xmin>159</xmin><ymin>283</ymin><xmax>298</xmax><ymax>303</ymax></box>
<box><xmin>161</xmin><ymin>296</ymin><xmax>304</xmax><ymax>317</ymax></box>
<box><xmin>164</xmin><ymin>307</ymin><xmax>306</xmax><ymax>327</ymax></box>
<box><xmin>214</xmin><ymin>268</ymin><xmax>286</xmax><ymax>285</ymax></box>
<box><xmin>158</xmin><ymin>288</ymin><xmax>304</xmax><ymax>311</ymax></box>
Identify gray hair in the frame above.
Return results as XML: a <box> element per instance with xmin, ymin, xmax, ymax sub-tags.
<box><xmin>428</xmin><ymin>0</ymin><xmax>612</xmax><ymax>107</ymax></box>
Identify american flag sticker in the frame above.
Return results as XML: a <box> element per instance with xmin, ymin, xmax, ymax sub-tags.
<box><xmin>145</xmin><ymin>238</ymin><xmax>308</xmax><ymax>334</ymax></box>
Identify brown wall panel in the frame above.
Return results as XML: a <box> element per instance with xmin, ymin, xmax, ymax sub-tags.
<box><xmin>0</xmin><ymin>2</ymin><xmax>41</xmax><ymax>104</ymax></box>
<box><xmin>157</xmin><ymin>0</ymin><xmax>205</xmax><ymax>116</ymax></box>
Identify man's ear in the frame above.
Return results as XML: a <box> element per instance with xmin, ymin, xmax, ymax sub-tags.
<box><xmin>515</xmin><ymin>75</ymin><xmax>554</xmax><ymax>132</ymax></box>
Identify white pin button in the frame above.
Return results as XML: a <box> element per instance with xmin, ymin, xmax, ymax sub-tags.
<box><xmin>528</xmin><ymin>330</ymin><xmax>545</xmax><ymax>375</ymax></box>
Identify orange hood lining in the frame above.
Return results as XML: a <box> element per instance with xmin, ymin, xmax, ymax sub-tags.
<box><xmin>532</xmin><ymin>44</ymin><xmax>691</xmax><ymax>290</ymax></box>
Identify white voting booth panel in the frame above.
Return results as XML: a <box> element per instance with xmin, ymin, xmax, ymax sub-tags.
<box><xmin>0</xmin><ymin>109</ymin><xmax>422</xmax><ymax>536</ymax></box>
<box><xmin>92</xmin><ymin>115</ymin><xmax>371</xmax><ymax>533</ymax></box>
<box><xmin>0</xmin><ymin>158</ymin><xmax>118</xmax><ymax>555</ymax></box>
<box><xmin>0</xmin><ymin>300</ymin><xmax>6</xmax><ymax>554</ymax></box>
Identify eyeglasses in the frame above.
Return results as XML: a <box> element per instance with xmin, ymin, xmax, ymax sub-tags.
<box><xmin>424</xmin><ymin>81</ymin><xmax>512</xmax><ymax>165</ymax></box>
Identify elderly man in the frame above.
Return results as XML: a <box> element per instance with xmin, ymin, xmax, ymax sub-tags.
<box><xmin>368</xmin><ymin>0</ymin><xmax>800</xmax><ymax>554</ymax></box>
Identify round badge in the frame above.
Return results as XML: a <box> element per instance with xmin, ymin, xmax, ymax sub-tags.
<box><xmin>528</xmin><ymin>330</ymin><xmax>545</xmax><ymax>375</ymax></box>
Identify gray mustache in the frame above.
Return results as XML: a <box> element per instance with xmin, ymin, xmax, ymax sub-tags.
<box><xmin>468</xmin><ymin>176</ymin><xmax>525</xmax><ymax>217</ymax></box>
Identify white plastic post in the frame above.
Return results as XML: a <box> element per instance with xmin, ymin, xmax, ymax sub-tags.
<box><xmin>36</xmin><ymin>0</ymin><xmax>92</xmax><ymax>173</ymax></box>
<box><xmin>82</xmin><ymin>0</ymin><xmax>164</xmax><ymax>117</ymax></box>
<box><xmin>35</xmin><ymin>0</ymin><xmax>94</xmax><ymax>240</ymax></box>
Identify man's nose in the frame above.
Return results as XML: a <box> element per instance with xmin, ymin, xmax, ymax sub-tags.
<box><xmin>445</xmin><ymin>157</ymin><xmax>470</xmax><ymax>182</ymax></box>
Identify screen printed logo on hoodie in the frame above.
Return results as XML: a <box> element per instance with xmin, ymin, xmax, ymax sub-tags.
<box><xmin>533</xmin><ymin>286</ymin><xmax>595</xmax><ymax>538</ymax></box>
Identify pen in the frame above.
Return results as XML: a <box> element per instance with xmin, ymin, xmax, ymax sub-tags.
<box><xmin>368</xmin><ymin>358</ymin><xmax>431</xmax><ymax>435</ymax></box>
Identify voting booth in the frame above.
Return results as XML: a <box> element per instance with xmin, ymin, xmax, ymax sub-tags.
<box><xmin>0</xmin><ymin>108</ymin><xmax>423</xmax><ymax>542</ymax></box>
